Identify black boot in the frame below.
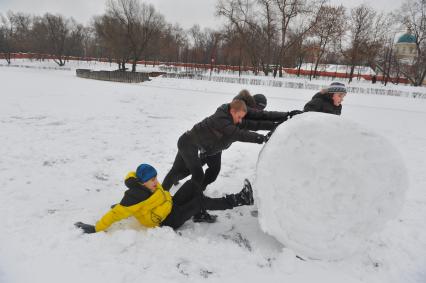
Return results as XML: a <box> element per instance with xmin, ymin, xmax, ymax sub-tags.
<box><xmin>193</xmin><ymin>209</ymin><xmax>217</xmax><ymax>223</ymax></box>
<box><xmin>227</xmin><ymin>179</ymin><xmax>254</xmax><ymax>207</ymax></box>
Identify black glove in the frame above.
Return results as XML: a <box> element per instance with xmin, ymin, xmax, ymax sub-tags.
<box><xmin>289</xmin><ymin>110</ymin><xmax>303</xmax><ymax>119</ymax></box>
<box><xmin>75</xmin><ymin>222</ymin><xmax>96</xmax><ymax>234</ymax></box>
<box><xmin>264</xmin><ymin>131</ymin><xmax>274</xmax><ymax>143</ymax></box>
<box><xmin>265</xmin><ymin>111</ymin><xmax>289</xmax><ymax>121</ymax></box>
<box><xmin>255</xmin><ymin>134</ymin><xmax>267</xmax><ymax>144</ymax></box>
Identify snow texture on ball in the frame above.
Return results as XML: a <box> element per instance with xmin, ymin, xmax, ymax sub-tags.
<box><xmin>254</xmin><ymin>112</ymin><xmax>408</xmax><ymax>260</ymax></box>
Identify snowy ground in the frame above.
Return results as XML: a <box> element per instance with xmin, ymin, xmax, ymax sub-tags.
<box><xmin>0</xmin><ymin>63</ymin><xmax>425</xmax><ymax>283</ymax></box>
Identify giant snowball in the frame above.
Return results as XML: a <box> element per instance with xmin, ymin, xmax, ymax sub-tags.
<box><xmin>254</xmin><ymin>112</ymin><xmax>408</xmax><ymax>260</ymax></box>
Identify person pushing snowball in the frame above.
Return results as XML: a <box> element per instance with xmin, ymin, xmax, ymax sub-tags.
<box><xmin>303</xmin><ymin>82</ymin><xmax>347</xmax><ymax>115</ymax></box>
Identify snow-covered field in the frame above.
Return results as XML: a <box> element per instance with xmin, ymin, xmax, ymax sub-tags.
<box><xmin>0</xmin><ymin>63</ymin><xmax>425</xmax><ymax>283</ymax></box>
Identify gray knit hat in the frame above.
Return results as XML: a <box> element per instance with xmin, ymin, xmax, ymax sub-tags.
<box><xmin>327</xmin><ymin>82</ymin><xmax>347</xmax><ymax>94</ymax></box>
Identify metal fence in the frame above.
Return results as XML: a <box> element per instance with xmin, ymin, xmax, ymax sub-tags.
<box><xmin>162</xmin><ymin>73</ymin><xmax>426</xmax><ymax>99</ymax></box>
<box><xmin>0</xmin><ymin>63</ymin><xmax>71</xmax><ymax>71</ymax></box>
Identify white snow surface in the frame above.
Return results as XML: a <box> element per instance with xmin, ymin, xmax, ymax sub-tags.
<box><xmin>255</xmin><ymin>113</ymin><xmax>408</xmax><ymax>260</ymax></box>
<box><xmin>0</xmin><ymin>62</ymin><xmax>425</xmax><ymax>283</ymax></box>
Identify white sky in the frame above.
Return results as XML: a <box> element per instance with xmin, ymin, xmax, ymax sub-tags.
<box><xmin>0</xmin><ymin>0</ymin><xmax>404</xmax><ymax>30</ymax></box>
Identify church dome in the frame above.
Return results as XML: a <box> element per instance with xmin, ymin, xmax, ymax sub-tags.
<box><xmin>397</xmin><ymin>33</ymin><xmax>416</xmax><ymax>44</ymax></box>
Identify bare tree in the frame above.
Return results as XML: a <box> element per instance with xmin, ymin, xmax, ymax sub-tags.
<box><xmin>310</xmin><ymin>5</ymin><xmax>346</xmax><ymax>79</ymax></box>
<box><xmin>0</xmin><ymin>13</ymin><xmax>14</xmax><ymax>64</ymax></box>
<box><xmin>343</xmin><ymin>5</ymin><xmax>381</xmax><ymax>83</ymax></box>
<box><xmin>398</xmin><ymin>0</ymin><xmax>426</xmax><ymax>86</ymax></box>
<box><xmin>157</xmin><ymin>23</ymin><xmax>187</xmax><ymax>63</ymax></box>
<box><xmin>378</xmin><ymin>35</ymin><xmax>398</xmax><ymax>85</ymax></box>
<box><xmin>106</xmin><ymin>0</ymin><xmax>165</xmax><ymax>72</ymax></box>
<box><xmin>272</xmin><ymin>0</ymin><xmax>326</xmax><ymax>77</ymax></box>
<box><xmin>220</xmin><ymin>24</ymin><xmax>248</xmax><ymax>73</ymax></box>
<box><xmin>217</xmin><ymin>0</ymin><xmax>265</xmax><ymax>74</ymax></box>
<box><xmin>188</xmin><ymin>24</ymin><xmax>206</xmax><ymax>65</ymax></box>
<box><xmin>94</xmin><ymin>14</ymin><xmax>131</xmax><ymax>70</ymax></box>
<box><xmin>258</xmin><ymin>0</ymin><xmax>278</xmax><ymax>75</ymax></box>
<box><xmin>32</xmin><ymin>13</ymin><xmax>84</xmax><ymax>66</ymax></box>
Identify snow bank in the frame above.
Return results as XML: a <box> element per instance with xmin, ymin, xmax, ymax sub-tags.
<box><xmin>254</xmin><ymin>113</ymin><xmax>408</xmax><ymax>260</ymax></box>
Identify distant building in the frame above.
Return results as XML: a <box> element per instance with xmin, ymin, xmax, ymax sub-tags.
<box><xmin>395</xmin><ymin>30</ymin><xmax>416</xmax><ymax>62</ymax></box>
<box><xmin>394</xmin><ymin>30</ymin><xmax>426</xmax><ymax>85</ymax></box>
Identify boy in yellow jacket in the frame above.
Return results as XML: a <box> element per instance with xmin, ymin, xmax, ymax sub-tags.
<box><xmin>75</xmin><ymin>163</ymin><xmax>254</xmax><ymax>233</ymax></box>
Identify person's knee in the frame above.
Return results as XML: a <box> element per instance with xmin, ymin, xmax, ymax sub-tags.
<box><xmin>189</xmin><ymin>177</ymin><xmax>204</xmax><ymax>192</ymax></box>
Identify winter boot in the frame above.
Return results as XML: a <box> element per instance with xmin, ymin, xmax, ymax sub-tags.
<box><xmin>227</xmin><ymin>179</ymin><xmax>254</xmax><ymax>207</ymax></box>
<box><xmin>193</xmin><ymin>209</ymin><xmax>217</xmax><ymax>223</ymax></box>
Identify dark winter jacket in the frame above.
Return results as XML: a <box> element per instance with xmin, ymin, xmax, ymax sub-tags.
<box><xmin>303</xmin><ymin>92</ymin><xmax>342</xmax><ymax>115</ymax></box>
<box><xmin>245</xmin><ymin>108</ymin><xmax>290</xmax><ymax>122</ymax></box>
<box><xmin>188</xmin><ymin>104</ymin><xmax>266</xmax><ymax>155</ymax></box>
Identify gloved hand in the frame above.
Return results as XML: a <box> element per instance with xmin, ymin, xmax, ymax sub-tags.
<box><xmin>264</xmin><ymin>131</ymin><xmax>274</xmax><ymax>143</ymax></box>
<box><xmin>75</xmin><ymin>222</ymin><xmax>96</xmax><ymax>234</ymax></box>
<box><xmin>255</xmin><ymin>134</ymin><xmax>267</xmax><ymax>144</ymax></box>
<box><xmin>289</xmin><ymin>110</ymin><xmax>303</xmax><ymax>119</ymax></box>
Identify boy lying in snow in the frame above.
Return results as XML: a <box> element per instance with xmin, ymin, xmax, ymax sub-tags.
<box><xmin>75</xmin><ymin>163</ymin><xmax>253</xmax><ymax>233</ymax></box>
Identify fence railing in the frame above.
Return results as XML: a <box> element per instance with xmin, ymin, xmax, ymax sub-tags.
<box><xmin>76</xmin><ymin>69</ymin><xmax>151</xmax><ymax>83</ymax></box>
<box><xmin>162</xmin><ymin>73</ymin><xmax>426</xmax><ymax>99</ymax></box>
<box><xmin>0</xmin><ymin>63</ymin><xmax>71</xmax><ymax>71</ymax></box>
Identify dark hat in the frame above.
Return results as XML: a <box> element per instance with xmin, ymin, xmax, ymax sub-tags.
<box><xmin>253</xmin><ymin>94</ymin><xmax>267</xmax><ymax>110</ymax></box>
<box><xmin>327</xmin><ymin>82</ymin><xmax>347</xmax><ymax>94</ymax></box>
<box><xmin>136</xmin><ymin>164</ymin><xmax>157</xmax><ymax>183</ymax></box>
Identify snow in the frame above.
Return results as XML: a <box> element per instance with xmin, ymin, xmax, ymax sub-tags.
<box><xmin>0</xmin><ymin>61</ymin><xmax>425</xmax><ymax>283</ymax></box>
<box><xmin>255</xmin><ymin>113</ymin><xmax>408</xmax><ymax>260</ymax></box>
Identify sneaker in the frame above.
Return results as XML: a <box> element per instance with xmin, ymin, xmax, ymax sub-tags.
<box><xmin>239</xmin><ymin>179</ymin><xmax>254</xmax><ymax>205</ymax></box>
<box><xmin>193</xmin><ymin>210</ymin><xmax>217</xmax><ymax>223</ymax></box>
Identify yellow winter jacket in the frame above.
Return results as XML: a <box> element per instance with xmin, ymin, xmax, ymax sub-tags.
<box><xmin>95</xmin><ymin>172</ymin><xmax>173</xmax><ymax>232</ymax></box>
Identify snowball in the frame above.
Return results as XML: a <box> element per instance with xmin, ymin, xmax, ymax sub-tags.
<box><xmin>254</xmin><ymin>112</ymin><xmax>408</xmax><ymax>260</ymax></box>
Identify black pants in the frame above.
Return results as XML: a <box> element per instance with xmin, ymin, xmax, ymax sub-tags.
<box><xmin>163</xmin><ymin>133</ymin><xmax>221</xmax><ymax>191</ymax></box>
<box><xmin>161</xmin><ymin>181</ymin><xmax>234</xmax><ymax>230</ymax></box>
<box><xmin>170</xmin><ymin>152</ymin><xmax>222</xmax><ymax>191</ymax></box>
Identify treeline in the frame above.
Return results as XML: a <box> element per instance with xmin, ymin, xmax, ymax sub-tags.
<box><xmin>1</xmin><ymin>0</ymin><xmax>425</xmax><ymax>86</ymax></box>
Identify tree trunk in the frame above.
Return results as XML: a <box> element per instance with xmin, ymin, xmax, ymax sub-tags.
<box><xmin>348</xmin><ymin>65</ymin><xmax>355</xmax><ymax>83</ymax></box>
<box><xmin>313</xmin><ymin>50</ymin><xmax>325</xmax><ymax>79</ymax></box>
<box><xmin>5</xmin><ymin>53</ymin><xmax>11</xmax><ymax>64</ymax></box>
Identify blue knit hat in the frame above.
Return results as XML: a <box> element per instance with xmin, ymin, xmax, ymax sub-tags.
<box><xmin>136</xmin><ymin>164</ymin><xmax>157</xmax><ymax>183</ymax></box>
<box><xmin>327</xmin><ymin>82</ymin><xmax>347</xmax><ymax>94</ymax></box>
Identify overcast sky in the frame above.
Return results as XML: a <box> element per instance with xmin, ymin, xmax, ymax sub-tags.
<box><xmin>0</xmin><ymin>0</ymin><xmax>404</xmax><ymax>30</ymax></box>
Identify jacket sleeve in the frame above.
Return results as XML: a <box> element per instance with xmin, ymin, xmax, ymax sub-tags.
<box><xmin>95</xmin><ymin>204</ymin><xmax>134</xmax><ymax>232</ymax></box>
<box><xmin>223</xmin><ymin>122</ymin><xmax>264</xmax><ymax>144</ymax></box>
<box><xmin>239</xmin><ymin>119</ymin><xmax>276</xmax><ymax>131</ymax></box>
<box><xmin>246</xmin><ymin>108</ymin><xmax>289</xmax><ymax>121</ymax></box>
